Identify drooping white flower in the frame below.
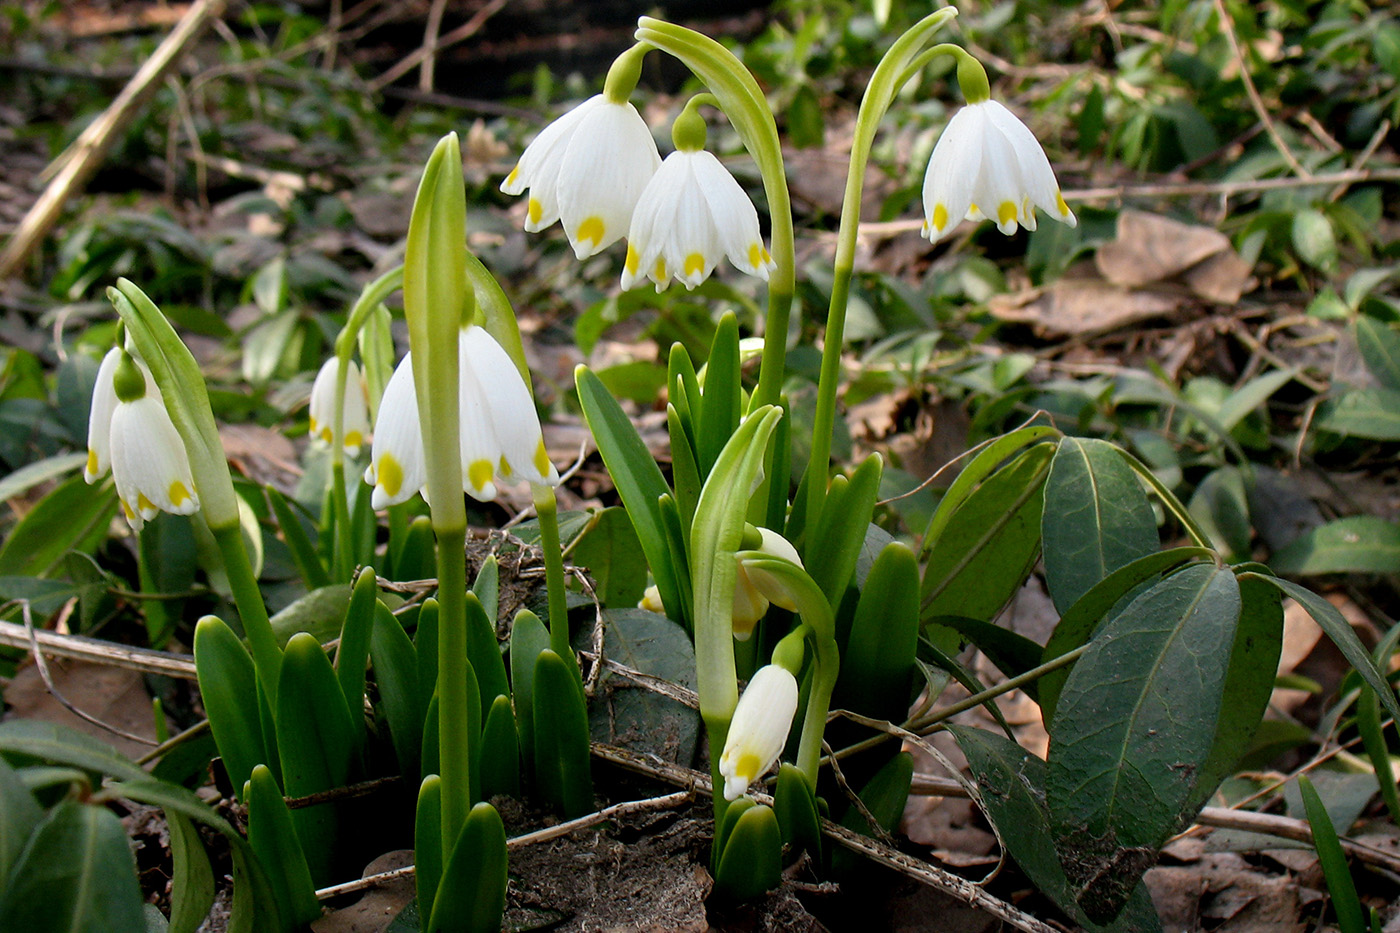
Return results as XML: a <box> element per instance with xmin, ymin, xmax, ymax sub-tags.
<box><xmin>86</xmin><ymin>346</ymin><xmax>161</xmax><ymax>484</ymax></box>
<box><xmin>921</xmin><ymin>99</ymin><xmax>1076</xmax><ymax>242</ymax></box>
<box><xmin>501</xmin><ymin>94</ymin><xmax>661</xmax><ymax>260</ymax></box>
<box><xmin>93</xmin><ymin>352</ymin><xmax>198</xmax><ymax>531</ymax></box>
<box><xmin>732</xmin><ymin>527</ymin><xmax>803</xmax><ymax>641</ymax></box>
<box><xmin>621</xmin><ymin>149</ymin><xmax>774</xmax><ymax>292</ymax></box>
<box><xmin>718</xmin><ymin>665</ymin><xmax>800</xmax><ymax>801</ymax></box>
<box><xmin>308</xmin><ymin>358</ymin><xmax>371</xmax><ymax>457</ymax></box>
<box><xmin>364</xmin><ymin>326</ymin><xmax>558</xmax><ymax>509</ymax></box>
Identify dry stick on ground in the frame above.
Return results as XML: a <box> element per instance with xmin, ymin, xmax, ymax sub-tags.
<box><xmin>0</xmin><ymin>0</ymin><xmax>228</xmax><ymax>280</ymax></box>
<box><xmin>1211</xmin><ymin>0</ymin><xmax>1310</xmax><ymax>179</ymax></box>
<box><xmin>418</xmin><ymin>0</ymin><xmax>449</xmax><ymax>92</ymax></box>
<box><xmin>369</xmin><ymin>0</ymin><xmax>509</xmax><ymax>93</ymax></box>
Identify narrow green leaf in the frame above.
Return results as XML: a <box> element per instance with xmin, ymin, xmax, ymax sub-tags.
<box><xmin>245</xmin><ymin>765</ymin><xmax>318</xmax><ymax>928</ymax></box>
<box><xmin>336</xmin><ymin>566</ymin><xmax>378</xmax><ymax>750</ymax></box>
<box><xmin>839</xmin><ymin>750</ymin><xmax>913</xmax><ymax>837</ymax></box>
<box><xmin>773</xmin><ymin>764</ymin><xmax>822</xmax><ymax>863</ymax></box>
<box><xmin>1042</xmin><ymin>438</ymin><xmax>1159</xmax><ymax>614</ymax></box>
<box><xmin>0</xmin><ymin>800</ymin><xmax>145</xmax><ymax>933</ymax></box>
<box><xmin>1316</xmin><ymin>388</ymin><xmax>1400</xmax><ymax>440</ymax></box>
<box><xmin>415</xmin><ymin>776</ymin><xmax>443</xmax><ymax>925</ymax></box>
<box><xmin>415</xmin><ymin>599</ymin><xmax>439</xmax><ymax>709</ymax></box>
<box><xmin>806</xmin><ymin>454</ymin><xmax>883</xmax><ymax>607</ymax></box>
<box><xmin>1272</xmin><ymin>515</ymin><xmax>1400</xmax><ymax>575</ymax></box>
<box><xmin>166</xmin><ymin>811</ymin><xmax>215</xmax><ymax>933</ymax></box>
<box><xmin>471</xmin><ymin>555</ymin><xmax>499</xmax><ymax>622</ymax></box>
<box><xmin>1217</xmin><ymin>368</ymin><xmax>1298</xmax><ymax>429</ymax></box>
<box><xmin>0</xmin><ymin>452</ymin><xmax>86</xmax><ymax>504</ymax></box>
<box><xmin>713</xmin><ymin>804</ymin><xmax>782</xmax><ymax>902</ymax></box>
<box><xmin>667</xmin><ymin>404</ymin><xmax>702</xmax><ymax>530</ymax></box>
<box><xmin>426</xmin><ymin>802</ymin><xmax>508</xmax><ymax>933</ymax></box>
<box><xmin>697</xmin><ymin>312</ymin><xmax>741</xmax><ymax>478</ymax></box>
<box><xmin>532</xmin><ymin>649</ymin><xmax>593</xmax><ymax>818</ymax></box>
<box><xmin>265</xmin><ymin>486</ymin><xmax>331</xmax><ymax>590</ymax></box>
<box><xmin>391</xmin><ymin>515</ymin><xmax>436</xmax><ymax>583</ymax></box>
<box><xmin>1262</xmin><ymin>575</ymin><xmax>1400</xmax><ymax>724</ymax></box>
<box><xmin>478</xmin><ymin>695</ymin><xmax>520</xmax><ymax>799</ymax></box>
<box><xmin>1298</xmin><ymin>774</ymin><xmax>1367</xmax><ymax>933</ymax></box>
<box><xmin>370</xmin><ymin>601</ymin><xmax>422</xmax><ymax>779</ymax></box>
<box><xmin>464</xmin><ymin>592</ymin><xmax>509</xmax><ymax>712</ymax></box>
<box><xmin>509</xmin><ymin>610</ymin><xmax>549</xmax><ymax>777</ymax></box>
<box><xmin>1046</xmin><ymin>564</ymin><xmax>1241</xmax><ymax>923</ymax></box>
<box><xmin>836</xmin><ymin>542</ymin><xmax>919</xmax><ymax>721</ymax></box>
<box><xmin>0</xmin><ymin>757</ymin><xmax>42</xmax><ymax>883</ymax></box>
<box><xmin>193</xmin><ymin>619</ymin><xmax>272</xmax><ymax>801</ymax></box>
<box><xmin>575</xmin><ymin>365</ymin><xmax>680</xmax><ymax>620</ymax></box>
<box><xmin>1356</xmin><ymin>683</ymin><xmax>1400</xmax><ymax>825</ymax></box>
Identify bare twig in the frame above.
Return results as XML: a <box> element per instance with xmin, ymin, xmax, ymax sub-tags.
<box><xmin>0</xmin><ymin>619</ymin><xmax>198</xmax><ymax>679</ymax></box>
<box><xmin>1211</xmin><ymin>0</ymin><xmax>1310</xmax><ymax>178</ymax></box>
<box><xmin>0</xmin><ymin>0</ymin><xmax>228</xmax><ymax>280</ymax></box>
<box><xmin>370</xmin><ymin>0</ymin><xmax>509</xmax><ymax>93</ymax></box>
<box><xmin>418</xmin><ymin>0</ymin><xmax>449</xmax><ymax>92</ymax></box>
<box><xmin>11</xmin><ymin>598</ymin><xmax>158</xmax><ymax>746</ymax></box>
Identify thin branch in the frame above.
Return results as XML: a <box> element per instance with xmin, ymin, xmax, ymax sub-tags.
<box><xmin>1211</xmin><ymin>0</ymin><xmax>1310</xmax><ymax>178</ymax></box>
<box><xmin>0</xmin><ymin>618</ymin><xmax>197</xmax><ymax>679</ymax></box>
<box><xmin>369</xmin><ymin>0</ymin><xmax>509</xmax><ymax>92</ymax></box>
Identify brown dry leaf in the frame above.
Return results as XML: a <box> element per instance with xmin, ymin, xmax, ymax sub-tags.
<box><xmin>312</xmin><ymin>850</ymin><xmax>414</xmax><ymax>933</ymax></box>
<box><xmin>987</xmin><ymin>278</ymin><xmax>1184</xmax><ymax>338</ymax></box>
<box><xmin>1145</xmin><ymin>850</ymin><xmax>1305</xmax><ymax>933</ymax></box>
<box><xmin>1096</xmin><ymin>209</ymin><xmax>1254</xmax><ymax>303</ymax></box>
<box><xmin>220</xmin><ymin>422</ymin><xmax>301</xmax><ymax>493</ymax></box>
<box><xmin>3</xmin><ymin>659</ymin><xmax>157</xmax><ymax>758</ymax></box>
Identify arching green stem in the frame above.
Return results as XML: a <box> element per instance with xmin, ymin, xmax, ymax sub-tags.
<box><xmin>532</xmin><ymin>483</ymin><xmax>571</xmax><ymax>660</ymax></box>
<box><xmin>800</xmin><ymin>7</ymin><xmax>958</xmax><ymax>535</ymax></box>
<box><xmin>633</xmin><ymin>19</ymin><xmax>795</xmax><ymax>410</ymax></box>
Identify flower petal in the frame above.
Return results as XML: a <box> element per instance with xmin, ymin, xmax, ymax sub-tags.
<box><xmin>110</xmin><ymin>395</ymin><xmax>199</xmax><ymax>531</ymax></box>
<box><xmin>365</xmin><ymin>354</ymin><xmax>426</xmax><ymax>509</ymax></box>
<box><xmin>556</xmin><ymin>100</ymin><xmax>661</xmax><ymax>259</ymax></box>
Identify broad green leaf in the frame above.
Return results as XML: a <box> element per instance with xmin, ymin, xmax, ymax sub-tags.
<box><xmin>426</xmin><ymin>803</ymin><xmax>507</xmax><ymax>933</ymax></box>
<box><xmin>1260</xmin><ymin>575</ymin><xmax>1400</xmax><ymax>724</ymax></box>
<box><xmin>837</xmin><ymin>542</ymin><xmax>919</xmax><ymax>721</ymax></box>
<box><xmin>478</xmin><ymin>695</ymin><xmax>520</xmax><ymax>800</ymax></box>
<box><xmin>927</xmin><ymin>614</ymin><xmax>1045</xmax><ymax>693</ymax></box>
<box><xmin>415</xmin><ymin>776</ymin><xmax>442</xmax><ymax>924</ymax></box>
<box><xmin>576</xmin><ymin>366</ymin><xmax>680</xmax><ymax>620</ymax></box>
<box><xmin>949</xmin><ymin>726</ymin><xmax>1161</xmax><ymax>933</ymax></box>
<box><xmin>1292</xmin><ymin>209</ymin><xmax>1337</xmax><ymax>272</ymax></box>
<box><xmin>0</xmin><ymin>720</ymin><xmax>147</xmax><ymax>782</ymax></box>
<box><xmin>773</xmin><ymin>764</ymin><xmax>822</xmax><ymax>863</ymax></box>
<box><xmin>1354</xmin><ymin>317</ymin><xmax>1400</xmax><ymax>392</ymax></box>
<box><xmin>1047</xmin><ymin>564</ymin><xmax>1241</xmax><ymax>922</ymax></box>
<box><xmin>1217</xmin><ymin>368</ymin><xmax>1298</xmax><ymax>429</ymax></box>
<box><xmin>464</xmin><ymin>592</ymin><xmax>508</xmax><ymax>712</ymax></box>
<box><xmin>806</xmin><ymin>455</ymin><xmax>883</xmax><ymax>607</ymax></box>
<box><xmin>922</xmin><ymin>443</ymin><xmax>1051</xmax><ymax>623</ymax></box>
<box><xmin>1188</xmin><ymin>466</ymin><xmax>1251</xmax><ymax>562</ymax></box>
<box><xmin>268</xmin><ymin>584</ymin><xmax>353</xmax><ymax>646</ymax></box>
<box><xmin>471</xmin><ymin>555</ymin><xmax>499</xmax><ymax>621</ymax></box>
<box><xmin>336</xmin><ymin>566</ymin><xmax>378</xmax><ymax>751</ymax></box>
<box><xmin>508</xmin><ymin>609</ymin><xmax>549</xmax><ymax>777</ymax></box>
<box><xmin>1272</xmin><ymin>515</ymin><xmax>1400</xmax><ymax>575</ymax></box>
<box><xmin>1316</xmin><ymin>388</ymin><xmax>1400</xmax><ymax>440</ymax></box>
<box><xmin>0</xmin><ymin>800</ymin><xmax>145</xmax><ymax>932</ymax></box>
<box><xmin>570</xmin><ymin>507</ymin><xmax>648</xmax><ymax>608</ymax></box>
<box><xmin>0</xmin><ymin>474</ymin><xmax>118</xmax><ymax>578</ymax></box>
<box><xmin>245</xmin><ymin>765</ymin><xmax>318</xmax><ymax>928</ymax></box>
<box><xmin>166</xmin><ymin>811</ymin><xmax>215</xmax><ymax>933</ymax></box>
<box><xmin>1042</xmin><ymin>438</ymin><xmax>1159</xmax><ymax>615</ymax></box>
<box><xmin>0</xmin><ymin>757</ymin><xmax>42</xmax><ymax>883</ymax></box>
<box><xmin>787</xmin><ymin>84</ymin><xmax>825</xmax><ymax>148</ymax></box>
<box><xmin>588</xmin><ymin>609</ymin><xmax>699</xmax><ymax>764</ymax></box>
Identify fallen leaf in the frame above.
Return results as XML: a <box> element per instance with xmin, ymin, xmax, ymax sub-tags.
<box><xmin>987</xmin><ymin>278</ymin><xmax>1184</xmax><ymax>338</ymax></box>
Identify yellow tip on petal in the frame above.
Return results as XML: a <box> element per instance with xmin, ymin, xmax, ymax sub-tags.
<box><xmin>527</xmin><ymin>197</ymin><xmax>543</xmax><ymax>225</ymax></box>
<box><xmin>506</xmin><ymin>165</ymin><xmax>519</xmax><ymax>187</ymax></box>
<box><xmin>576</xmin><ymin>216</ymin><xmax>606</xmax><ymax>246</ymax></box>
<box><xmin>747</xmin><ymin>243</ymin><xmax>762</xmax><ymax>269</ymax></box>
<box><xmin>998</xmin><ymin>201</ymin><xmax>1018</xmax><ymax>226</ymax></box>
<box><xmin>86</xmin><ymin>449</ymin><xmax>98</xmax><ymax>477</ymax></box>
<box><xmin>468</xmin><ymin>458</ymin><xmax>494</xmax><ymax>492</ymax></box>
<box><xmin>932</xmin><ymin>203</ymin><xmax>949</xmax><ymax>231</ymax></box>
<box><xmin>344</xmin><ymin>430</ymin><xmax>363</xmax><ymax>449</ymax></box>
<box><xmin>533</xmin><ymin>437</ymin><xmax>552</xmax><ymax>477</ymax></box>
<box><xmin>499</xmin><ymin>456</ymin><xmax>513</xmax><ymax>477</ymax></box>
<box><xmin>654</xmin><ymin>258</ymin><xmax>667</xmax><ymax>280</ymax></box>
<box><xmin>137</xmin><ymin>492</ymin><xmax>156</xmax><ymax>514</ymax></box>
<box><xmin>683</xmin><ymin>252</ymin><xmax>705</xmax><ymax>277</ymax></box>
<box><xmin>1056</xmin><ymin>191</ymin><xmax>1071</xmax><ymax>217</ymax></box>
<box><xmin>320</xmin><ymin>427</ymin><xmax>333</xmax><ymax>443</ymax></box>
<box><xmin>378</xmin><ymin>453</ymin><xmax>404</xmax><ymax>498</ymax></box>
<box><xmin>121</xmin><ymin>499</ymin><xmax>136</xmax><ymax>521</ymax></box>
<box><xmin>168</xmin><ymin>480</ymin><xmax>192</xmax><ymax>507</ymax></box>
<box><xmin>734</xmin><ymin>752</ymin><xmax>761</xmax><ymax>785</ymax></box>
<box><xmin>625</xmin><ymin>243</ymin><xmax>639</xmax><ymax>275</ymax></box>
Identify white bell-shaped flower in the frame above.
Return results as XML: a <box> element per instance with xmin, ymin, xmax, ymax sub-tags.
<box><xmin>732</xmin><ymin>527</ymin><xmax>803</xmax><ymax>641</ymax></box>
<box><xmin>86</xmin><ymin>346</ymin><xmax>162</xmax><ymax>484</ymax></box>
<box><xmin>621</xmin><ymin>149</ymin><xmax>774</xmax><ymax>292</ymax></box>
<box><xmin>501</xmin><ymin>94</ymin><xmax>661</xmax><ymax>259</ymax></box>
<box><xmin>308</xmin><ymin>358</ymin><xmax>371</xmax><ymax>457</ymax></box>
<box><xmin>718</xmin><ymin>664</ymin><xmax>800</xmax><ymax>801</ymax></box>
<box><xmin>99</xmin><ymin>352</ymin><xmax>199</xmax><ymax>531</ymax></box>
<box><xmin>364</xmin><ymin>326</ymin><xmax>558</xmax><ymax>509</ymax></box>
<box><xmin>921</xmin><ymin>99</ymin><xmax>1076</xmax><ymax>242</ymax></box>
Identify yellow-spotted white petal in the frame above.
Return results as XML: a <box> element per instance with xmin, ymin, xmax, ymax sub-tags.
<box><xmin>555</xmin><ymin>98</ymin><xmax>661</xmax><ymax>259</ymax></box>
<box><xmin>921</xmin><ymin>100</ymin><xmax>1074</xmax><ymax>242</ymax></box>
<box><xmin>461</xmin><ymin>326</ymin><xmax>558</xmax><ymax>489</ymax></box>
<box><xmin>689</xmin><ymin>150</ymin><xmax>772</xmax><ymax>281</ymax></box>
<box><xmin>85</xmin><ymin>347</ymin><xmax>122</xmax><ymax>483</ymax></box>
<box><xmin>364</xmin><ymin>353</ymin><xmax>426</xmax><ymax>510</ymax></box>
<box><xmin>308</xmin><ymin>358</ymin><xmax>372</xmax><ymax>457</ymax></box>
<box><xmin>502</xmin><ymin>95</ymin><xmax>605</xmax><ymax>233</ymax></box>
<box><xmin>731</xmin><ymin>527</ymin><xmax>803</xmax><ymax>641</ymax></box>
<box><xmin>718</xmin><ymin>665</ymin><xmax>800</xmax><ymax>801</ymax></box>
<box><xmin>109</xmin><ymin>396</ymin><xmax>199</xmax><ymax>530</ymax></box>
<box><xmin>456</xmin><ymin>329</ymin><xmax>502</xmax><ymax>502</ymax></box>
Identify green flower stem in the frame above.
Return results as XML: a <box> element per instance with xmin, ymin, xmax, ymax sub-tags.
<box><xmin>404</xmin><ymin>134</ymin><xmax>473</xmax><ymax>857</ymax></box>
<box><xmin>329</xmin><ymin>266</ymin><xmax>404</xmax><ymax>578</ymax></box>
<box><xmin>898</xmin><ymin>43</ymin><xmax>989</xmax><ymax>102</ymax></box>
<box><xmin>213</xmin><ymin>523</ymin><xmax>281</xmax><ymax>706</ymax></box>
<box><xmin>799</xmin><ymin>7</ymin><xmax>957</xmax><ymax>532</ymax></box>
<box><xmin>532</xmin><ymin>483</ymin><xmax>571</xmax><ymax>660</ymax></box>
<box><xmin>633</xmin><ymin>18</ymin><xmax>794</xmax><ymax>411</ymax></box>
<box><xmin>603</xmin><ymin>41</ymin><xmax>650</xmax><ymax>104</ymax></box>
